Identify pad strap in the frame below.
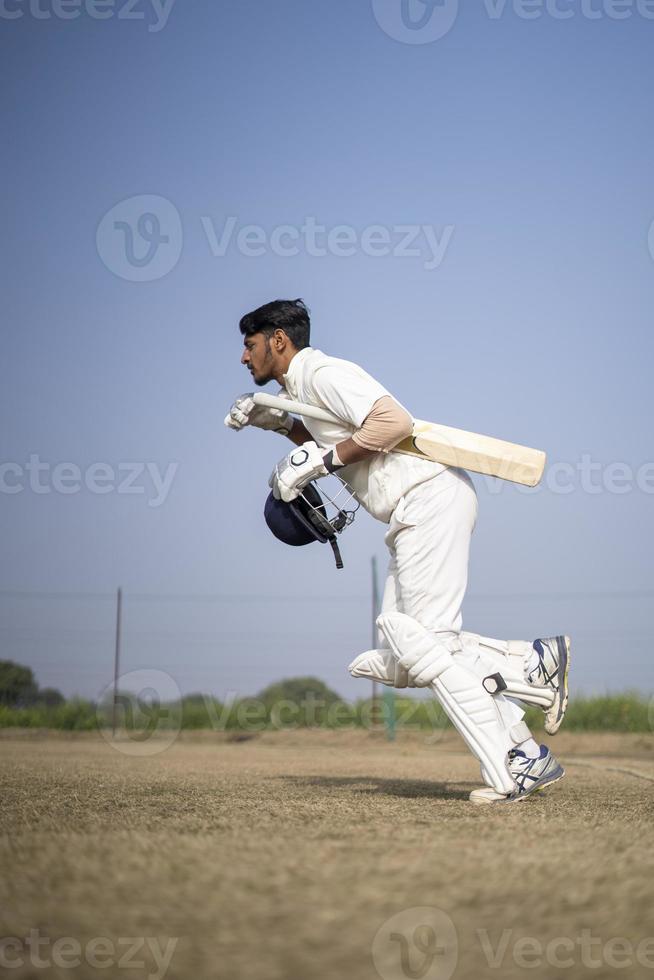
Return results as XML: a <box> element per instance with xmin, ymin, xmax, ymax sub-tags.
<box><xmin>483</xmin><ymin>673</ymin><xmax>555</xmax><ymax>708</ymax></box>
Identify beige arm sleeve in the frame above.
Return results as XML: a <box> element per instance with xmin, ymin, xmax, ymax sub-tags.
<box><xmin>351</xmin><ymin>395</ymin><xmax>413</xmax><ymax>453</ymax></box>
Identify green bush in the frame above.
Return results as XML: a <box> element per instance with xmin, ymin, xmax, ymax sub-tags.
<box><xmin>0</xmin><ymin>660</ymin><xmax>39</xmax><ymax>706</ymax></box>
<box><xmin>0</xmin><ymin>698</ymin><xmax>97</xmax><ymax>730</ymax></box>
<box><xmin>555</xmin><ymin>693</ymin><xmax>650</xmax><ymax>732</ymax></box>
<box><xmin>0</xmin><ymin>692</ymin><xmax>651</xmax><ymax>734</ymax></box>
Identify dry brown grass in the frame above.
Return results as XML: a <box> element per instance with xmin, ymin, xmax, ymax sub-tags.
<box><xmin>1</xmin><ymin>731</ymin><xmax>654</xmax><ymax>980</ymax></box>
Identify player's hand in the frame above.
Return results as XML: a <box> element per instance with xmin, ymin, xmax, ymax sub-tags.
<box><xmin>224</xmin><ymin>392</ymin><xmax>293</xmax><ymax>435</ymax></box>
<box><xmin>269</xmin><ymin>441</ymin><xmax>334</xmax><ymax>502</ymax></box>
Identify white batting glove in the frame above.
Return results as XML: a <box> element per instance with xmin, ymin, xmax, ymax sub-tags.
<box><xmin>224</xmin><ymin>392</ymin><xmax>293</xmax><ymax>436</ymax></box>
<box><xmin>269</xmin><ymin>441</ymin><xmax>341</xmax><ymax>502</ymax></box>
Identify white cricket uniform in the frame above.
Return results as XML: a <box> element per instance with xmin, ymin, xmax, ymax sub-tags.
<box><xmin>282</xmin><ymin>347</ymin><xmax>526</xmax><ymax>735</ymax></box>
<box><xmin>282</xmin><ymin>346</ymin><xmax>475</xmax><ymax>634</ymax></box>
<box><xmin>282</xmin><ymin>347</ymin><xmax>460</xmax><ymax>521</ymax></box>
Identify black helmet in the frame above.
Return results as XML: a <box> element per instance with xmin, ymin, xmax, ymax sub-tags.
<box><xmin>264</xmin><ymin>481</ymin><xmax>358</xmax><ymax>569</ymax></box>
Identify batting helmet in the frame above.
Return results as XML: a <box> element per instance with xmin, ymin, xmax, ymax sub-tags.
<box><xmin>264</xmin><ymin>481</ymin><xmax>358</xmax><ymax>569</ymax></box>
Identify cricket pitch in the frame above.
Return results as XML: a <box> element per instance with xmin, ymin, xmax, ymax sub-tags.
<box><xmin>1</xmin><ymin>730</ymin><xmax>654</xmax><ymax>980</ymax></box>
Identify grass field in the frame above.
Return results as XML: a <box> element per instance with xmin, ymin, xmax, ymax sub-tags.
<box><xmin>1</xmin><ymin>692</ymin><xmax>652</xmax><ymax>733</ymax></box>
<box><xmin>2</xmin><ymin>730</ymin><xmax>654</xmax><ymax>980</ymax></box>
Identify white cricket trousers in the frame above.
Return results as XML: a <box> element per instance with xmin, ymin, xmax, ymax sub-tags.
<box><xmin>381</xmin><ymin>468</ymin><xmax>526</xmax><ymax>731</ymax></box>
<box><xmin>382</xmin><ymin>468</ymin><xmax>477</xmax><ymax>636</ymax></box>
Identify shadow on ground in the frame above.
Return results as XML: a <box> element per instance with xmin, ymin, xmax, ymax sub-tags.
<box><xmin>275</xmin><ymin>773</ymin><xmax>475</xmax><ymax>801</ymax></box>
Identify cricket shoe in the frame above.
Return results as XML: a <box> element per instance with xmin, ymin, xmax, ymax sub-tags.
<box><xmin>347</xmin><ymin>649</ymin><xmax>414</xmax><ymax>689</ymax></box>
<box><xmin>528</xmin><ymin>636</ymin><xmax>571</xmax><ymax>735</ymax></box>
<box><xmin>469</xmin><ymin>745</ymin><xmax>565</xmax><ymax>805</ymax></box>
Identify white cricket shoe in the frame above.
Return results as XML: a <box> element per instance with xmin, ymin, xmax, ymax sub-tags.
<box><xmin>528</xmin><ymin>636</ymin><xmax>571</xmax><ymax>735</ymax></box>
<box><xmin>469</xmin><ymin>745</ymin><xmax>565</xmax><ymax>805</ymax></box>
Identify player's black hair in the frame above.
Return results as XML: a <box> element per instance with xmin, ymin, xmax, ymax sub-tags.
<box><xmin>239</xmin><ymin>298</ymin><xmax>311</xmax><ymax>351</ymax></box>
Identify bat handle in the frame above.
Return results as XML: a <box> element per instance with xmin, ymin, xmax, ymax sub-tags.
<box><xmin>252</xmin><ymin>393</ymin><xmax>339</xmax><ymax>424</ymax></box>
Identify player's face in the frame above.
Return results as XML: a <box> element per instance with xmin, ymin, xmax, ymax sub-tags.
<box><xmin>241</xmin><ymin>332</ymin><xmax>274</xmax><ymax>386</ymax></box>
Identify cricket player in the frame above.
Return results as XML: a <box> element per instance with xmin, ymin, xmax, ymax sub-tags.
<box><xmin>226</xmin><ymin>299</ymin><xmax>570</xmax><ymax>805</ymax></box>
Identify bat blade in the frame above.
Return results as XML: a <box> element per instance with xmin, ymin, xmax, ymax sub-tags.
<box><xmin>395</xmin><ymin>422</ymin><xmax>546</xmax><ymax>487</ymax></box>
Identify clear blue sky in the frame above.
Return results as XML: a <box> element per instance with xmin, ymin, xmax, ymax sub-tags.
<box><xmin>2</xmin><ymin>0</ymin><xmax>653</xmax><ymax>702</ymax></box>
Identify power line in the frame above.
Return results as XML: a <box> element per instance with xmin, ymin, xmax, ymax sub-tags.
<box><xmin>465</xmin><ymin>589</ymin><xmax>654</xmax><ymax>601</ymax></box>
<box><xmin>0</xmin><ymin>588</ymin><xmax>652</xmax><ymax>602</ymax></box>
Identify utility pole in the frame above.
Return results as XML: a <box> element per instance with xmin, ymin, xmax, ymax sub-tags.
<box><xmin>371</xmin><ymin>556</ymin><xmax>380</xmax><ymax>721</ymax></box>
<box><xmin>371</xmin><ymin>557</ymin><xmax>396</xmax><ymax>741</ymax></box>
<box><xmin>111</xmin><ymin>586</ymin><xmax>122</xmax><ymax>737</ymax></box>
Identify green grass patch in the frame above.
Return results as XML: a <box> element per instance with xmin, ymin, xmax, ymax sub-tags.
<box><xmin>0</xmin><ymin>693</ymin><xmax>651</xmax><ymax>734</ymax></box>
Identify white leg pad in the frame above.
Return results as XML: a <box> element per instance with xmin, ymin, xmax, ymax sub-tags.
<box><xmin>378</xmin><ymin>612</ymin><xmax>516</xmax><ymax>796</ymax></box>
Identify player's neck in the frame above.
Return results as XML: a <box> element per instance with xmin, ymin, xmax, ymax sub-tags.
<box><xmin>273</xmin><ymin>346</ymin><xmax>300</xmax><ymax>386</ymax></box>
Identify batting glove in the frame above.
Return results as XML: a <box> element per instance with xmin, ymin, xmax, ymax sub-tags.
<box><xmin>269</xmin><ymin>441</ymin><xmax>342</xmax><ymax>502</ymax></box>
<box><xmin>224</xmin><ymin>392</ymin><xmax>293</xmax><ymax>436</ymax></box>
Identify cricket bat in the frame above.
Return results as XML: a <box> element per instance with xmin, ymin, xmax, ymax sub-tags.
<box><xmin>251</xmin><ymin>393</ymin><xmax>546</xmax><ymax>487</ymax></box>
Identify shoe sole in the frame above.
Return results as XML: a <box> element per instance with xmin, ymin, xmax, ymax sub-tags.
<box><xmin>545</xmin><ymin>636</ymin><xmax>571</xmax><ymax>736</ymax></box>
<box><xmin>469</xmin><ymin>764</ymin><xmax>566</xmax><ymax>805</ymax></box>
<box><xmin>500</xmin><ymin>763</ymin><xmax>566</xmax><ymax>805</ymax></box>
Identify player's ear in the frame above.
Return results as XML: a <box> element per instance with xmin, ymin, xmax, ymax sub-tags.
<box><xmin>272</xmin><ymin>329</ymin><xmax>288</xmax><ymax>351</ymax></box>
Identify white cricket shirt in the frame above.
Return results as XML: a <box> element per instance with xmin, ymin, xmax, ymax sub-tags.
<box><xmin>282</xmin><ymin>347</ymin><xmax>453</xmax><ymax>523</ymax></box>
